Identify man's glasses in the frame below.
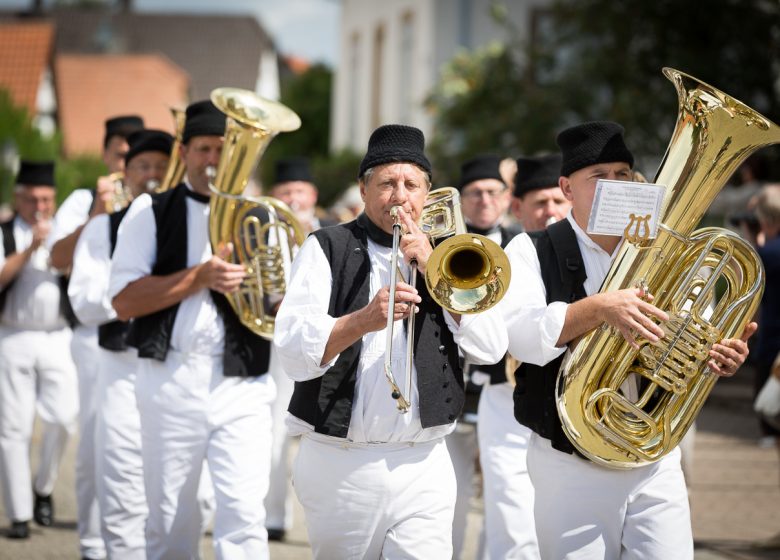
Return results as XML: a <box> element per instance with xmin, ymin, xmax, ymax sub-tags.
<box><xmin>461</xmin><ymin>187</ymin><xmax>507</xmax><ymax>201</ymax></box>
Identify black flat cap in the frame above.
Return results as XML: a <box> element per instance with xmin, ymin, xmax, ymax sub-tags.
<box><xmin>458</xmin><ymin>154</ymin><xmax>505</xmax><ymax>191</ymax></box>
<box><xmin>125</xmin><ymin>129</ymin><xmax>174</xmax><ymax>166</ymax></box>
<box><xmin>104</xmin><ymin>115</ymin><xmax>145</xmax><ymax>147</ymax></box>
<box><xmin>182</xmin><ymin>100</ymin><xmax>226</xmax><ymax>143</ymax></box>
<box><xmin>274</xmin><ymin>157</ymin><xmax>314</xmax><ymax>184</ymax></box>
<box><xmin>16</xmin><ymin>160</ymin><xmax>55</xmax><ymax>188</ymax></box>
<box><xmin>358</xmin><ymin>124</ymin><xmax>431</xmax><ymax>178</ymax></box>
<box><xmin>557</xmin><ymin>121</ymin><xmax>634</xmax><ymax>177</ymax></box>
<box><xmin>514</xmin><ymin>153</ymin><xmax>562</xmax><ymax>197</ymax></box>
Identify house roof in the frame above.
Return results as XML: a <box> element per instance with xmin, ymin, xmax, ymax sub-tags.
<box><xmin>0</xmin><ymin>21</ymin><xmax>54</xmax><ymax>114</ymax></box>
<box><xmin>48</xmin><ymin>8</ymin><xmax>274</xmax><ymax>101</ymax></box>
<box><xmin>56</xmin><ymin>53</ymin><xmax>189</xmax><ymax>156</ymax></box>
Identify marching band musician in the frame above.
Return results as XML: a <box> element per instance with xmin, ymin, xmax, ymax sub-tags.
<box><xmin>511</xmin><ymin>153</ymin><xmax>570</xmax><ymax>232</ymax></box>
<box><xmin>49</xmin><ymin>114</ymin><xmax>144</xmax><ymax>560</ymax></box>
<box><xmin>476</xmin><ymin>154</ymin><xmax>567</xmax><ymax>559</ymax></box>
<box><xmin>68</xmin><ymin>129</ymin><xmax>173</xmax><ymax>559</ymax></box>
<box><xmin>0</xmin><ymin>161</ymin><xmax>79</xmax><ymax>540</ymax></box>
<box><xmin>495</xmin><ymin>121</ymin><xmax>755</xmax><ymax>559</ymax></box>
<box><xmin>445</xmin><ymin>153</ymin><xmax>519</xmax><ymax>559</ymax></box>
<box><xmin>264</xmin><ymin>156</ymin><xmax>334</xmax><ymax>542</ymax></box>
<box><xmin>109</xmin><ymin>101</ymin><xmax>275</xmax><ymax>559</ymax></box>
<box><xmin>273</xmin><ymin>124</ymin><xmax>507</xmax><ymax>559</ymax></box>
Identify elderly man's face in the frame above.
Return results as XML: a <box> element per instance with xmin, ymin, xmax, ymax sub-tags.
<box><xmin>360</xmin><ymin>163</ymin><xmax>429</xmax><ymax>234</ymax></box>
<box><xmin>460</xmin><ymin>178</ymin><xmax>510</xmax><ymax>230</ymax></box>
<box><xmin>271</xmin><ymin>181</ymin><xmax>318</xmax><ymax>215</ymax></box>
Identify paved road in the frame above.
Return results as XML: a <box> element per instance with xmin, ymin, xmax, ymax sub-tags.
<box><xmin>1</xmin><ymin>369</ymin><xmax>779</xmax><ymax>559</ymax></box>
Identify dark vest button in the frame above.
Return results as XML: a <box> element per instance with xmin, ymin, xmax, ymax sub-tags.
<box><xmin>431</xmin><ymin>312</ymin><xmax>437</xmax><ymax>319</ymax></box>
<box><xmin>448</xmin><ymin>414</ymin><xmax>455</xmax><ymax>421</ymax></box>
<box><xmin>445</xmin><ymin>397</ymin><xmax>452</xmax><ymax>403</ymax></box>
<box><xmin>438</xmin><ymin>345</ymin><xmax>446</xmax><ymax>352</ymax></box>
<box><xmin>442</xmin><ymin>363</ymin><xmax>448</xmax><ymax>370</ymax></box>
<box><xmin>442</xmin><ymin>381</ymin><xmax>449</xmax><ymax>388</ymax></box>
<box><xmin>353</xmin><ymin>247</ymin><xmax>362</xmax><ymax>253</ymax></box>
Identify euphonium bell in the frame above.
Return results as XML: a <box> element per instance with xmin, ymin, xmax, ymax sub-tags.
<box><xmin>556</xmin><ymin>68</ymin><xmax>779</xmax><ymax>469</ymax></box>
<box><xmin>423</xmin><ymin>187</ymin><xmax>511</xmax><ymax>314</ymax></box>
<box><xmin>208</xmin><ymin>87</ymin><xmax>304</xmax><ymax>339</ymax></box>
<box><xmin>156</xmin><ymin>106</ymin><xmax>186</xmax><ymax>193</ymax></box>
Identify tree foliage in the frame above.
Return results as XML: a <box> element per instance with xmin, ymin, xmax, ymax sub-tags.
<box><xmin>427</xmin><ymin>0</ymin><xmax>780</xmax><ymax>181</ymax></box>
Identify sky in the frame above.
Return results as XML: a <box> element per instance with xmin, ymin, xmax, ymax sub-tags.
<box><xmin>0</xmin><ymin>0</ymin><xmax>341</xmax><ymax>66</ymax></box>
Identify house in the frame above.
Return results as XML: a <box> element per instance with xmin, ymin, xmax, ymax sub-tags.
<box><xmin>331</xmin><ymin>0</ymin><xmax>550</xmax><ymax>152</ymax></box>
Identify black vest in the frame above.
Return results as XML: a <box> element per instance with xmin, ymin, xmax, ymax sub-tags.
<box><xmin>287</xmin><ymin>219</ymin><xmax>466</xmax><ymax>438</ymax></box>
<box><xmin>0</xmin><ymin>217</ymin><xmax>74</xmax><ymax>324</ymax></box>
<box><xmin>512</xmin><ymin>219</ymin><xmax>588</xmax><ymax>455</ymax></box>
<box><xmin>125</xmin><ymin>184</ymin><xmax>270</xmax><ymax>377</ymax></box>
<box><xmin>97</xmin><ymin>208</ymin><xmax>131</xmax><ymax>351</ymax></box>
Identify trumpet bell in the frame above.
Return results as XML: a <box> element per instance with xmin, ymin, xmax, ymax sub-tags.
<box><xmin>426</xmin><ymin>233</ymin><xmax>510</xmax><ymax>314</ymax></box>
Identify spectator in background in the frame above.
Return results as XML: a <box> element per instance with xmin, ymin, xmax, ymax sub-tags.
<box><xmin>329</xmin><ymin>184</ymin><xmax>364</xmax><ymax>223</ymax></box>
<box><xmin>511</xmin><ymin>153</ymin><xmax>570</xmax><ymax>232</ymax></box>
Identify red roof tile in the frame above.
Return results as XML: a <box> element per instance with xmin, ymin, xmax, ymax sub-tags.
<box><xmin>0</xmin><ymin>21</ymin><xmax>54</xmax><ymax>114</ymax></box>
<box><xmin>55</xmin><ymin>53</ymin><xmax>189</xmax><ymax>156</ymax></box>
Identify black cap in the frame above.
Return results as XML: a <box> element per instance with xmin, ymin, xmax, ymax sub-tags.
<box><xmin>125</xmin><ymin>129</ymin><xmax>174</xmax><ymax>166</ymax></box>
<box><xmin>16</xmin><ymin>160</ymin><xmax>55</xmax><ymax>188</ymax></box>
<box><xmin>514</xmin><ymin>153</ymin><xmax>562</xmax><ymax>197</ymax></box>
<box><xmin>458</xmin><ymin>154</ymin><xmax>505</xmax><ymax>191</ymax></box>
<box><xmin>274</xmin><ymin>157</ymin><xmax>314</xmax><ymax>184</ymax></box>
<box><xmin>103</xmin><ymin>115</ymin><xmax>145</xmax><ymax>148</ymax></box>
<box><xmin>358</xmin><ymin>124</ymin><xmax>431</xmax><ymax>179</ymax></box>
<box><xmin>182</xmin><ymin>100</ymin><xmax>226</xmax><ymax>143</ymax></box>
<box><xmin>557</xmin><ymin>121</ymin><xmax>634</xmax><ymax>177</ymax></box>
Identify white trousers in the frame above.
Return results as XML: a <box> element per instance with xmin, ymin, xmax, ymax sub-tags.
<box><xmin>293</xmin><ymin>434</ymin><xmax>456</xmax><ymax>560</ymax></box>
<box><xmin>477</xmin><ymin>383</ymin><xmax>539</xmax><ymax>559</ymax></box>
<box><xmin>135</xmin><ymin>350</ymin><xmax>274</xmax><ymax>560</ymax></box>
<box><xmin>72</xmin><ymin>325</ymin><xmax>106</xmax><ymax>559</ymax></box>
<box><xmin>95</xmin><ymin>347</ymin><xmax>146</xmax><ymax>560</ymax></box>
<box><xmin>445</xmin><ymin>422</ymin><xmax>484</xmax><ymax>560</ymax></box>
<box><xmin>264</xmin><ymin>348</ymin><xmax>295</xmax><ymax>531</ymax></box>
<box><xmin>0</xmin><ymin>326</ymin><xmax>78</xmax><ymax>522</ymax></box>
<box><xmin>527</xmin><ymin>434</ymin><xmax>692</xmax><ymax>560</ymax></box>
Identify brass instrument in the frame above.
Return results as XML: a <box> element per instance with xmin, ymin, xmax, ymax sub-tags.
<box><xmin>556</xmin><ymin>67</ymin><xmax>778</xmax><ymax>469</ymax></box>
<box><xmin>208</xmin><ymin>87</ymin><xmax>304</xmax><ymax>340</ymax></box>
<box><xmin>157</xmin><ymin>106</ymin><xmax>186</xmax><ymax>193</ymax></box>
<box><xmin>382</xmin><ymin>187</ymin><xmax>511</xmax><ymax>412</ymax></box>
<box><xmin>105</xmin><ymin>172</ymin><xmax>130</xmax><ymax>214</ymax></box>
<box><xmin>423</xmin><ymin>187</ymin><xmax>511</xmax><ymax>314</ymax></box>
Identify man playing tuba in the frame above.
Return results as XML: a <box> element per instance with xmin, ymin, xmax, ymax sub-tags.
<box><xmin>109</xmin><ymin>100</ymin><xmax>275</xmax><ymax>559</ymax></box>
<box><xmin>494</xmin><ymin>121</ymin><xmax>756</xmax><ymax>559</ymax></box>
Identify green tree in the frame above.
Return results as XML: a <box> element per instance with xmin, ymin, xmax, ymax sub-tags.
<box><xmin>426</xmin><ymin>0</ymin><xmax>780</xmax><ymax>180</ymax></box>
<box><xmin>258</xmin><ymin>63</ymin><xmax>361</xmax><ymax>208</ymax></box>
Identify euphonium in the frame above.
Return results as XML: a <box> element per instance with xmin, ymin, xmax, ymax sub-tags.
<box><xmin>556</xmin><ymin>67</ymin><xmax>779</xmax><ymax>469</ymax></box>
<box><xmin>423</xmin><ymin>187</ymin><xmax>511</xmax><ymax>314</ymax></box>
<box><xmin>156</xmin><ymin>106</ymin><xmax>186</xmax><ymax>193</ymax></box>
<box><xmin>208</xmin><ymin>87</ymin><xmax>304</xmax><ymax>340</ymax></box>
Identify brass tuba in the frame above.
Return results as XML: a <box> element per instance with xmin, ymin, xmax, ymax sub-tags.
<box><xmin>423</xmin><ymin>187</ymin><xmax>511</xmax><ymax>314</ymax></box>
<box><xmin>156</xmin><ymin>106</ymin><xmax>187</xmax><ymax>193</ymax></box>
<box><xmin>556</xmin><ymin>67</ymin><xmax>779</xmax><ymax>469</ymax></box>
<box><xmin>208</xmin><ymin>87</ymin><xmax>304</xmax><ymax>340</ymax></box>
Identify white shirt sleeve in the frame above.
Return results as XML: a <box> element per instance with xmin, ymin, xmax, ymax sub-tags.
<box><xmin>500</xmin><ymin>233</ymin><xmax>569</xmax><ymax>367</ymax></box>
<box><xmin>108</xmin><ymin>194</ymin><xmax>156</xmax><ymax>301</ymax></box>
<box><xmin>68</xmin><ymin>214</ymin><xmax>115</xmax><ymax>326</ymax></box>
<box><xmin>48</xmin><ymin>189</ymin><xmax>94</xmax><ymax>248</ymax></box>
<box><xmin>273</xmin><ymin>235</ymin><xmax>339</xmax><ymax>382</ymax></box>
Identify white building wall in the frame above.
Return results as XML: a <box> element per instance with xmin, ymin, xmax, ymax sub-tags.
<box><xmin>332</xmin><ymin>0</ymin><xmax>550</xmax><ymax>154</ymax></box>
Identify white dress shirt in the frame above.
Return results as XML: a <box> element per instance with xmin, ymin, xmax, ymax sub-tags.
<box><xmin>501</xmin><ymin>210</ymin><xmax>616</xmax><ymax>367</ymax></box>
<box><xmin>48</xmin><ymin>188</ymin><xmax>94</xmax><ymax>251</ymax></box>
<box><xmin>69</xmin><ymin>214</ymin><xmax>115</xmax><ymax>326</ymax></box>
<box><xmin>108</xmin><ymin>185</ymin><xmax>225</xmax><ymax>356</ymax></box>
<box><xmin>274</xmin><ymin>231</ymin><xmax>507</xmax><ymax>444</ymax></box>
<box><xmin>0</xmin><ymin>217</ymin><xmax>65</xmax><ymax>330</ymax></box>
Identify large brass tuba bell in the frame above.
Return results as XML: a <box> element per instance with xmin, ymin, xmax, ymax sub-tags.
<box><xmin>556</xmin><ymin>68</ymin><xmax>779</xmax><ymax>469</ymax></box>
<box><xmin>208</xmin><ymin>87</ymin><xmax>304</xmax><ymax>340</ymax></box>
<box><xmin>423</xmin><ymin>187</ymin><xmax>511</xmax><ymax>314</ymax></box>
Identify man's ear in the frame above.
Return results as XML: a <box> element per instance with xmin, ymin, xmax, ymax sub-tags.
<box><xmin>559</xmin><ymin>177</ymin><xmax>574</xmax><ymax>202</ymax></box>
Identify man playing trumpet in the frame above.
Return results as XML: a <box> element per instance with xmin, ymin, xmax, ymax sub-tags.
<box><xmin>273</xmin><ymin>124</ymin><xmax>507</xmax><ymax>559</ymax></box>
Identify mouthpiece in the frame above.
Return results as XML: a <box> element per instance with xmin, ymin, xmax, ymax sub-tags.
<box><xmin>146</xmin><ymin>179</ymin><xmax>160</xmax><ymax>192</ymax></box>
<box><xmin>206</xmin><ymin>166</ymin><xmax>217</xmax><ymax>181</ymax></box>
<box><xmin>545</xmin><ymin>216</ymin><xmax>558</xmax><ymax>227</ymax></box>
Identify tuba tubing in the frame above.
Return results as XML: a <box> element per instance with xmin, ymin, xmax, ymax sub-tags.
<box><xmin>556</xmin><ymin>68</ymin><xmax>779</xmax><ymax>469</ymax></box>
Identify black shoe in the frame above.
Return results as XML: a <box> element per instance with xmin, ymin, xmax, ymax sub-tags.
<box><xmin>7</xmin><ymin>520</ymin><xmax>29</xmax><ymax>539</ymax></box>
<box><xmin>33</xmin><ymin>493</ymin><xmax>53</xmax><ymax>527</ymax></box>
<box><xmin>267</xmin><ymin>528</ymin><xmax>286</xmax><ymax>542</ymax></box>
